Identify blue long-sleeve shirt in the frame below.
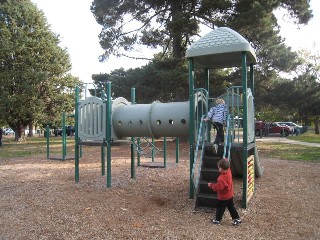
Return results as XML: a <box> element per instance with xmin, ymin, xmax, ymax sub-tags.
<box><xmin>207</xmin><ymin>104</ymin><xmax>227</xmax><ymax>124</ymax></box>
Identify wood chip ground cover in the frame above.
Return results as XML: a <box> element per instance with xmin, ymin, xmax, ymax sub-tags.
<box><xmin>0</xmin><ymin>141</ymin><xmax>319</xmax><ymax>239</ymax></box>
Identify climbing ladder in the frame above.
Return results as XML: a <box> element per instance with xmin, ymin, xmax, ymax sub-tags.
<box><xmin>195</xmin><ymin>143</ymin><xmax>223</xmax><ymax>209</ymax></box>
<box><xmin>194</xmin><ymin>114</ymin><xmax>233</xmax><ymax>209</ymax></box>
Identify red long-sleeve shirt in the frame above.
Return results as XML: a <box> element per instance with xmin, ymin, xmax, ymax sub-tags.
<box><xmin>208</xmin><ymin>168</ymin><xmax>234</xmax><ymax>200</ymax></box>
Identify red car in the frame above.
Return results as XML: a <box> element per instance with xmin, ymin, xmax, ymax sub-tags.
<box><xmin>255</xmin><ymin>121</ymin><xmax>291</xmax><ymax>137</ymax></box>
<box><xmin>268</xmin><ymin>122</ymin><xmax>292</xmax><ymax>136</ymax></box>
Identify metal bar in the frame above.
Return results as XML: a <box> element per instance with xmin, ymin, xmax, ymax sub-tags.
<box><xmin>130</xmin><ymin>87</ymin><xmax>136</xmax><ymax>179</ymax></box>
<box><xmin>106</xmin><ymin>82</ymin><xmax>112</xmax><ymax>187</ymax></box>
<box><xmin>46</xmin><ymin>124</ymin><xmax>50</xmax><ymax>159</ymax></box>
<box><xmin>163</xmin><ymin>137</ymin><xmax>167</xmax><ymax>168</ymax></box>
<box><xmin>75</xmin><ymin>86</ymin><xmax>80</xmax><ymax>182</ymax></box>
<box><xmin>188</xmin><ymin>58</ymin><xmax>195</xmax><ymax>199</ymax></box>
<box><xmin>137</xmin><ymin>138</ymin><xmax>141</xmax><ymax>166</ymax></box>
<box><xmin>152</xmin><ymin>137</ymin><xmax>155</xmax><ymax>162</ymax></box>
<box><xmin>241</xmin><ymin>52</ymin><xmax>248</xmax><ymax>208</ymax></box>
<box><xmin>101</xmin><ymin>141</ymin><xmax>105</xmax><ymax>175</ymax></box>
<box><xmin>62</xmin><ymin>111</ymin><xmax>66</xmax><ymax>160</ymax></box>
<box><xmin>175</xmin><ymin>137</ymin><xmax>179</xmax><ymax>164</ymax></box>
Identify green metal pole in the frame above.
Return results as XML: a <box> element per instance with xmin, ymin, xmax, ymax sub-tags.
<box><xmin>250</xmin><ymin>63</ymin><xmax>254</xmax><ymax>95</ymax></box>
<box><xmin>130</xmin><ymin>87</ymin><xmax>136</xmax><ymax>179</ymax></box>
<box><xmin>204</xmin><ymin>68</ymin><xmax>211</xmax><ymax>142</ymax></box>
<box><xmin>137</xmin><ymin>138</ymin><xmax>141</xmax><ymax>166</ymax></box>
<box><xmin>75</xmin><ymin>86</ymin><xmax>80</xmax><ymax>182</ymax></box>
<box><xmin>106</xmin><ymin>82</ymin><xmax>112</xmax><ymax>187</ymax></box>
<box><xmin>80</xmin><ymin>145</ymin><xmax>83</xmax><ymax>158</ymax></box>
<box><xmin>189</xmin><ymin>58</ymin><xmax>195</xmax><ymax>199</ymax></box>
<box><xmin>163</xmin><ymin>137</ymin><xmax>167</xmax><ymax>168</ymax></box>
<box><xmin>250</xmin><ymin>63</ymin><xmax>257</xmax><ymax>194</ymax></box>
<box><xmin>241</xmin><ymin>52</ymin><xmax>248</xmax><ymax>208</ymax></box>
<box><xmin>101</xmin><ymin>140</ymin><xmax>105</xmax><ymax>175</ymax></box>
<box><xmin>175</xmin><ymin>137</ymin><xmax>179</xmax><ymax>164</ymax></box>
<box><xmin>46</xmin><ymin>124</ymin><xmax>50</xmax><ymax>159</ymax></box>
<box><xmin>62</xmin><ymin>111</ymin><xmax>66</xmax><ymax>160</ymax></box>
<box><xmin>152</xmin><ymin>137</ymin><xmax>155</xmax><ymax>162</ymax></box>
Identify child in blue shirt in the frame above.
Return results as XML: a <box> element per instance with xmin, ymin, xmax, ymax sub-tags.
<box><xmin>204</xmin><ymin>98</ymin><xmax>227</xmax><ymax>145</ymax></box>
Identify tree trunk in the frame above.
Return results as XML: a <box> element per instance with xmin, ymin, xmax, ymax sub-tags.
<box><xmin>28</xmin><ymin>123</ymin><xmax>34</xmax><ymax>137</ymax></box>
<box><xmin>314</xmin><ymin>116</ymin><xmax>319</xmax><ymax>134</ymax></box>
<box><xmin>170</xmin><ymin>1</ymin><xmax>184</xmax><ymax>61</ymax></box>
<box><xmin>14</xmin><ymin>125</ymin><xmax>24</xmax><ymax>141</ymax></box>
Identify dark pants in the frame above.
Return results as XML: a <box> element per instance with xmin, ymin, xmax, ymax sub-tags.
<box><xmin>212</xmin><ymin>122</ymin><xmax>224</xmax><ymax>144</ymax></box>
<box><xmin>215</xmin><ymin>197</ymin><xmax>240</xmax><ymax>221</ymax></box>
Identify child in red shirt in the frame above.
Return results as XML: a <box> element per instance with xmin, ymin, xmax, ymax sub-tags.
<box><xmin>208</xmin><ymin>158</ymin><xmax>241</xmax><ymax>226</ymax></box>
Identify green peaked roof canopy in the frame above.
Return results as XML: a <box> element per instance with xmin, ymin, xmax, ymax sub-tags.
<box><xmin>186</xmin><ymin>27</ymin><xmax>257</xmax><ymax>68</ymax></box>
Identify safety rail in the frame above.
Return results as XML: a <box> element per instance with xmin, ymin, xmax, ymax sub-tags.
<box><xmin>194</xmin><ymin>88</ymin><xmax>209</xmax><ymax>128</ymax></box>
<box><xmin>191</xmin><ymin>115</ymin><xmax>208</xmax><ymax>194</ymax></box>
<box><xmin>226</xmin><ymin>86</ymin><xmax>242</xmax><ymax>144</ymax></box>
<box><xmin>223</xmin><ymin>114</ymin><xmax>233</xmax><ymax>160</ymax></box>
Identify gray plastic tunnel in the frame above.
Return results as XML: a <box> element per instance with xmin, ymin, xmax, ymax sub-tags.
<box><xmin>112</xmin><ymin>101</ymin><xmax>190</xmax><ymax>139</ymax></box>
<box><xmin>77</xmin><ymin>95</ymin><xmax>206</xmax><ymax>142</ymax></box>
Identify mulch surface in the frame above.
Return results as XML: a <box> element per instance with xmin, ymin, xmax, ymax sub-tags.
<box><xmin>0</xmin><ymin>140</ymin><xmax>319</xmax><ymax>239</ymax></box>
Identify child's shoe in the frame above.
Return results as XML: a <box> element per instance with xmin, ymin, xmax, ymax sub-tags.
<box><xmin>233</xmin><ymin>219</ymin><xmax>242</xmax><ymax>226</ymax></box>
<box><xmin>213</xmin><ymin>144</ymin><xmax>218</xmax><ymax>153</ymax></box>
<box><xmin>211</xmin><ymin>219</ymin><xmax>220</xmax><ymax>225</ymax></box>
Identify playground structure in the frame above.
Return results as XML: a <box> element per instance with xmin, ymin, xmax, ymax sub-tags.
<box><xmin>73</xmin><ymin>27</ymin><xmax>263</xmax><ymax>209</ymax></box>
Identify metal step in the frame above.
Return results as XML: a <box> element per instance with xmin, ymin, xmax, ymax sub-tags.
<box><xmin>201</xmin><ymin>155</ymin><xmax>221</xmax><ymax>169</ymax></box>
<box><xmin>200</xmin><ymin>168</ymin><xmax>219</xmax><ymax>182</ymax></box>
<box><xmin>195</xmin><ymin>193</ymin><xmax>219</xmax><ymax>209</ymax></box>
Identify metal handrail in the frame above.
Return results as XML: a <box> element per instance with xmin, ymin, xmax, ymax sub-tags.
<box><xmin>191</xmin><ymin>115</ymin><xmax>207</xmax><ymax>194</ymax></box>
<box><xmin>223</xmin><ymin>114</ymin><xmax>233</xmax><ymax>160</ymax></box>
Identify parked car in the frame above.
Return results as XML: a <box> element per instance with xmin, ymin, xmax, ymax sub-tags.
<box><xmin>4</xmin><ymin>128</ymin><xmax>14</xmax><ymax>135</ymax></box>
<box><xmin>53</xmin><ymin>128</ymin><xmax>63</xmax><ymax>136</ymax></box>
<box><xmin>53</xmin><ymin>126</ymin><xmax>75</xmax><ymax>136</ymax></box>
<box><xmin>255</xmin><ymin>121</ymin><xmax>292</xmax><ymax>137</ymax></box>
<box><xmin>255</xmin><ymin>121</ymin><xmax>268</xmax><ymax>137</ymax></box>
<box><xmin>276</xmin><ymin>122</ymin><xmax>303</xmax><ymax>134</ymax></box>
<box><xmin>276</xmin><ymin>122</ymin><xmax>295</xmax><ymax>134</ymax></box>
<box><xmin>66</xmin><ymin>125</ymin><xmax>75</xmax><ymax>136</ymax></box>
<box><xmin>268</xmin><ymin>122</ymin><xmax>292</xmax><ymax>136</ymax></box>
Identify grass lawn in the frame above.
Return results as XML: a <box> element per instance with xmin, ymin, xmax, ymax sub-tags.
<box><xmin>0</xmin><ymin>135</ymin><xmax>75</xmax><ymax>159</ymax></box>
<box><xmin>258</xmin><ymin>128</ymin><xmax>320</xmax><ymax>162</ymax></box>
<box><xmin>288</xmin><ymin>127</ymin><xmax>320</xmax><ymax>144</ymax></box>
<box><xmin>1</xmin><ymin>130</ymin><xmax>319</xmax><ymax>162</ymax></box>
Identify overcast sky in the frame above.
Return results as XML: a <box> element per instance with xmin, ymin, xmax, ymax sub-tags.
<box><xmin>31</xmin><ymin>0</ymin><xmax>320</xmax><ymax>83</ymax></box>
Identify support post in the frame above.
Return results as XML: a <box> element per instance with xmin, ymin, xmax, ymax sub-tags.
<box><xmin>241</xmin><ymin>52</ymin><xmax>249</xmax><ymax>208</ymax></box>
<box><xmin>152</xmin><ymin>137</ymin><xmax>155</xmax><ymax>162</ymax></box>
<box><xmin>75</xmin><ymin>86</ymin><xmax>80</xmax><ymax>182</ymax></box>
<box><xmin>137</xmin><ymin>138</ymin><xmax>141</xmax><ymax>166</ymax></box>
<box><xmin>188</xmin><ymin>58</ymin><xmax>195</xmax><ymax>199</ymax></box>
<box><xmin>250</xmin><ymin>63</ymin><xmax>254</xmax><ymax>95</ymax></box>
<box><xmin>106</xmin><ymin>82</ymin><xmax>112</xmax><ymax>187</ymax></box>
<box><xmin>62</xmin><ymin>111</ymin><xmax>66</xmax><ymax>160</ymax></box>
<box><xmin>46</xmin><ymin>124</ymin><xmax>50</xmax><ymax>159</ymax></box>
<box><xmin>175</xmin><ymin>137</ymin><xmax>179</xmax><ymax>164</ymax></box>
<box><xmin>163</xmin><ymin>136</ymin><xmax>167</xmax><ymax>168</ymax></box>
<box><xmin>130</xmin><ymin>87</ymin><xmax>136</xmax><ymax>179</ymax></box>
<box><xmin>101</xmin><ymin>140</ymin><xmax>105</xmax><ymax>175</ymax></box>
<box><xmin>204</xmin><ymin>68</ymin><xmax>211</xmax><ymax>142</ymax></box>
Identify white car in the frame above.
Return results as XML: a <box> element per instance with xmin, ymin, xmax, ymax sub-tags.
<box><xmin>4</xmin><ymin>128</ymin><xmax>14</xmax><ymax>135</ymax></box>
<box><xmin>275</xmin><ymin>122</ymin><xmax>294</xmax><ymax>134</ymax></box>
<box><xmin>277</xmin><ymin>122</ymin><xmax>303</xmax><ymax>134</ymax></box>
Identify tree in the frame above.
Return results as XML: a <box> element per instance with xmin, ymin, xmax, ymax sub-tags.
<box><xmin>91</xmin><ymin>57</ymin><xmax>189</xmax><ymax>103</ymax></box>
<box><xmin>0</xmin><ymin>0</ymin><xmax>80</xmax><ymax>140</ymax></box>
<box><xmin>91</xmin><ymin>0</ymin><xmax>312</xmax><ymax>105</ymax></box>
<box><xmin>265</xmin><ymin>48</ymin><xmax>320</xmax><ymax>134</ymax></box>
<box><xmin>91</xmin><ymin>0</ymin><xmax>312</xmax><ymax>63</ymax></box>
<box><xmin>293</xmin><ymin>49</ymin><xmax>320</xmax><ymax>134</ymax></box>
